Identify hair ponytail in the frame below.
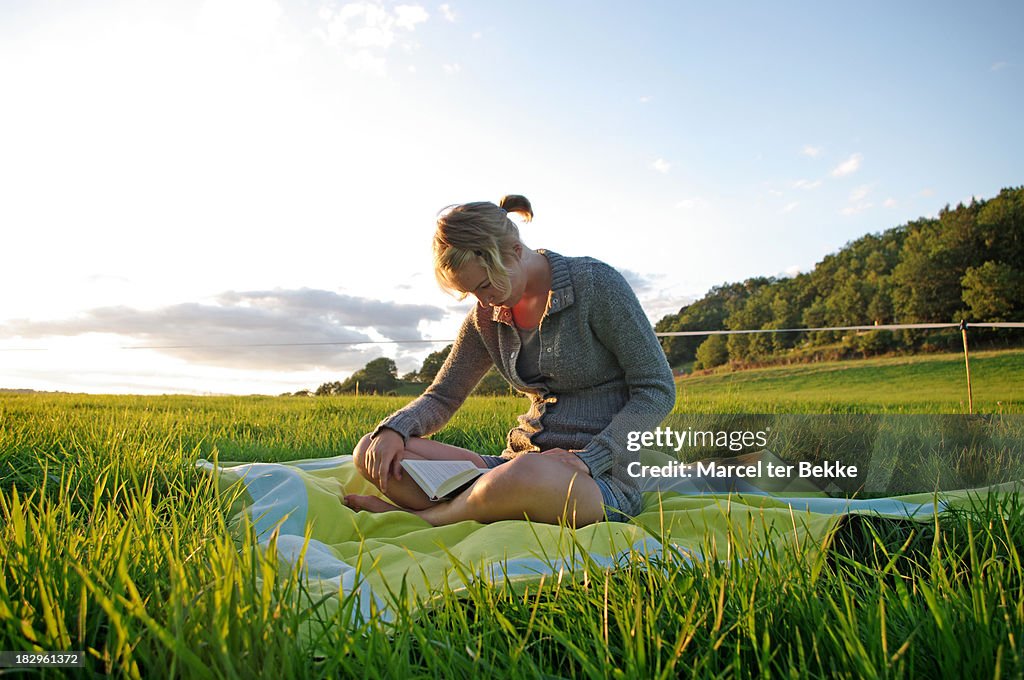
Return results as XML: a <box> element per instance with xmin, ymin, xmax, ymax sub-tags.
<box><xmin>498</xmin><ymin>194</ymin><xmax>533</xmax><ymax>222</ymax></box>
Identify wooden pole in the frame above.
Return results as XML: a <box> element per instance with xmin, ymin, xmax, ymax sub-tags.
<box><xmin>960</xmin><ymin>320</ymin><xmax>973</xmax><ymax>414</ymax></box>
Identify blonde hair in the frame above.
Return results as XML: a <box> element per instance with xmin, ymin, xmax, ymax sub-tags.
<box><xmin>433</xmin><ymin>195</ymin><xmax>534</xmax><ymax>300</ymax></box>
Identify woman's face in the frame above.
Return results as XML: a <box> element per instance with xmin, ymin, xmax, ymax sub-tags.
<box><xmin>450</xmin><ymin>249</ymin><xmax>525</xmax><ymax>309</ymax></box>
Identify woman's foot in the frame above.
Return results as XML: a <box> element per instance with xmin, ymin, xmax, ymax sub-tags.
<box><xmin>344</xmin><ymin>494</ymin><xmax>407</xmax><ymax>514</ymax></box>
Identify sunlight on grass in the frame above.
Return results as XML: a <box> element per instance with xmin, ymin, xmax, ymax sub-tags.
<box><xmin>676</xmin><ymin>349</ymin><xmax>1024</xmax><ymax>414</ymax></box>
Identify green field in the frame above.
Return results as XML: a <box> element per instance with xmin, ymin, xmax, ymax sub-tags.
<box><xmin>676</xmin><ymin>349</ymin><xmax>1024</xmax><ymax>413</ymax></box>
<box><xmin>2</xmin><ymin>356</ymin><xmax>1023</xmax><ymax>677</ymax></box>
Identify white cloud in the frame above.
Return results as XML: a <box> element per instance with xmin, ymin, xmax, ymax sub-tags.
<box><xmin>991</xmin><ymin>61</ymin><xmax>1008</xmax><ymax>71</ymax></box>
<box><xmin>345</xmin><ymin>49</ymin><xmax>387</xmax><ymax>76</ymax></box>
<box><xmin>849</xmin><ymin>185</ymin><xmax>870</xmax><ymax>202</ymax></box>
<box><xmin>782</xmin><ymin>201</ymin><xmax>799</xmax><ymax>213</ymax></box>
<box><xmin>793</xmin><ymin>179</ymin><xmax>822</xmax><ymax>190</ymax></box>
<box><xmin>841</xmin><ymin>185</ymin><xmax>873</xmax><ymax>215</ymax></box>
<box><xmin>440</xmin><ymin>3</ymin><xmax>457</xmax><ymax>22</ymax></box>
<box><xmin>471</xmin><ymin>31</ymin><xmax>482</xmax><ymax>39</ymax></box>
<box><xmin>395</xmin><ymin>4</ymin><xmax>429</xmax><ymax>30</ymax></box>
<box><xmin>317</xmin><ymin>1</ymin><xmax>429</xmax><ymax>73</ymax></box>
<box><xmin>652</xmin><ymin>158</ymin><xmax>671</xmax><ymax>174</ymax></box>
<box><xmin>334</xmin><ymin>3</ymin><xmax>396</xmax><ymax>48</ymax></box>
<box><xmin>919</xmin><ymin>188</ymin><xmax>935</xmax><ymax>197</ymax></box>
<box><xmin>443</xmin><ymin>62</ymin><xmax>461</xmax><ymax>74</ymax></box>
<box><xmin>883</xmin><ymin>197</ymin><xmax>898</xmax><ymax>208</ymax></box>
<box><xmin>831</xmin><ymin>153</ymin><xmax>863</xmax><ymax>177</ymax></box>
<box><xmin>674</xmin><ymin>197</ymin><xmax>707</xmax><ymax>210</ymax></box>
<box><xmin>639</xmin><ymin>95</ymin><xmax>652</xmax><ymax>104</ymax></box>
<box><xmin>801</xmin><ymin>145</ymin><xmax>822</xmax><ymax>158</ymax></box>
<box><xmin>617</xmin><ymin>269</ymin><xmax>662</xmax><ymax>295</ymax></box>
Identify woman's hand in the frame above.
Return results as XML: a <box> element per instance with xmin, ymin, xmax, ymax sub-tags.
<box><xmin>364</xmin><ymin>429</ymin><xmax>406</xmax><ymax>494</ymax></box>
<box><xmin>539</xmin><ymin>448</ymin><xmax>591</xmax><ymax>476</ymax></box>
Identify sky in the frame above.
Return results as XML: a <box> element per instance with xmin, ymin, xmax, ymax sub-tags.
<box><xmin>1</xmin><ymin>0</ymin><xmax>1022</xmax><ymax>395</ymax></box>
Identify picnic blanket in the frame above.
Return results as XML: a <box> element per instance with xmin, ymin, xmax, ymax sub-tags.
<box><xmin>196</xmin><ymin>449</ymin><xmax>1018</xmax><ymax>630</ymax></box>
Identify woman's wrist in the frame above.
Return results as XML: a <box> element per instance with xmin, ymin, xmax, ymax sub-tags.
<box><xmin>371</xmin><ymin>422</ymin><xmax>409</xmax><ymax>445</ymax></box>
<box><xmin>374</xmin><ymin>427</ymin><xmax>402</xmax><ymax>442</ymax></box>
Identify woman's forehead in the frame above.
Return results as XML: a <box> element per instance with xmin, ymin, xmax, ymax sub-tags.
<box><xmin>447</xmin><ymin>260</ymin><xmax>489</xmax><ymax>292</ymax></box>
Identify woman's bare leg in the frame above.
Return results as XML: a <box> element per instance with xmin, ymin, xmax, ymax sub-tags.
<box><xmin>349</xmin><ymin>433</ymin><xmax>491</xmax><ymax>511</ymax></box>
<box><xmin>347</xmin><ymin>453</ymin><xmax>606</xmax><ymax>528</ymax></box>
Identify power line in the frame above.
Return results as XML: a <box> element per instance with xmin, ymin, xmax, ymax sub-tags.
<box><xmin>122</xmin><ymin>339</ymin><xmax>451</xmax><ymax>350</ymax></box>
<box><xmin>0</xmin><ymin>339</ymin><xmax>453</xmax><ymax>352</ymax></box>
<box><xmin>657</xmin><ymin>322</ymin><xmax>1024</xmax><ymax>337</ymax></box>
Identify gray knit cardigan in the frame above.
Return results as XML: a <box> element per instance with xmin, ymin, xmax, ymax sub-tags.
<box><xmin>374</xmin><ymin>250</ymin><xmax>676</xmax><ymax>517</ymax></box>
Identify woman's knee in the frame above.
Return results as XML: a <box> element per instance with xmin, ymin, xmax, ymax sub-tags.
<box><xmin>471</xmin><ymin>454</ymin><xmax>585</xmax><ymax>500</ymax></box>
<box><xmin>468</xmin><ymin>455</ymin><xmax>602</xmax><ymax>525</ymax></box>
<box><xmin>352</xmin><ymin>432</ymin><xmax>374</xmax><ymax>472</ymax></box>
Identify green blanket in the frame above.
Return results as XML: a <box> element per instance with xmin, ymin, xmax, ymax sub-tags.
<box><xmin>196</xmin><ymin>450</ymin><xmax>1012</xmax><ymax>627</ymax></box>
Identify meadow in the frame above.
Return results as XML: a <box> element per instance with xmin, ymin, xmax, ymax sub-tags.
<box><xmin>1</xmin><ymin>351</ymin><xmax>1023</xmax><ymax>677</ymax></box>
<box><xmin>675</xmin><ymin>348</ymin><xmax>1024</xmax><ymax>414</ymax></box>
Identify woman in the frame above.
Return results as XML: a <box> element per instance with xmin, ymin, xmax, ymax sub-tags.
<box><xmin>344</xmin><ymin>195</ymin><xmax>675</xmax><ymax>527</ymax></box>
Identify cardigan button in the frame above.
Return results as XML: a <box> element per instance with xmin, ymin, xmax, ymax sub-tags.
<box><xmin>546</xmin><ymin>347</ymin><xmax>552</xmax><ymax>353</ymax></box>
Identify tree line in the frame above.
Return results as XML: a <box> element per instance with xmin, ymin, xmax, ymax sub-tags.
<box><xmin>308</xmin><ymin>346</ymin><xmax>515</xmax><ymax>397</ymax></box>
<box><xmin>656</xmin><ymin>186</ymin><xmax>1024</xmax><ymax>369</ymax></box>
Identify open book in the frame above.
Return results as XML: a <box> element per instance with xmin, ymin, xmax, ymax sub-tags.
<box><xmin>400</xmin><ymin>459</ymin><xmax>485</xmax><ymax>502</ymax></box>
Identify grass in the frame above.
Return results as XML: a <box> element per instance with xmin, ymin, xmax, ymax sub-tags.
<box><xmin>1</xmin><ymin>352</ymin><xmax>1023</xmax><ymax>677</ymax></box>
<box><xmin>676</xmin><ymin>349</ymin><xmax>1024</xmax><ymax>413</ymax></box>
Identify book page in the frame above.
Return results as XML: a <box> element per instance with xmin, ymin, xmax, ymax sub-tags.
<box><xmin>401</xmin><ymin>459</ymin><xmax>479</xmax><ymax>494</ymax></box>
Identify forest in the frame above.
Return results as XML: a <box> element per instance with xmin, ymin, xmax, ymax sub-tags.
<box><xmin>656</xmin><ymin>186</ymin><xmax>1024</xmax><ymax>369</ymax></box>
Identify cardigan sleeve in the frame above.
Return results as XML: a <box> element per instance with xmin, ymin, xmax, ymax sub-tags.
<box><xmin>573</xmin><ymin>262</ymin><xmax>676</xmax><ymax>478</ymax></box>
<box><xmin>373</xmin><ymin>309</ymin><xmax>495</xmax><ymax>443</ymax></box>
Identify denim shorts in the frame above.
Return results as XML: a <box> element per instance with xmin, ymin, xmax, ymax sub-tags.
<box><xmin>479</xmin><ymin>454</ymin><xmax>632</xmax><ymax>523</ymax></box>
